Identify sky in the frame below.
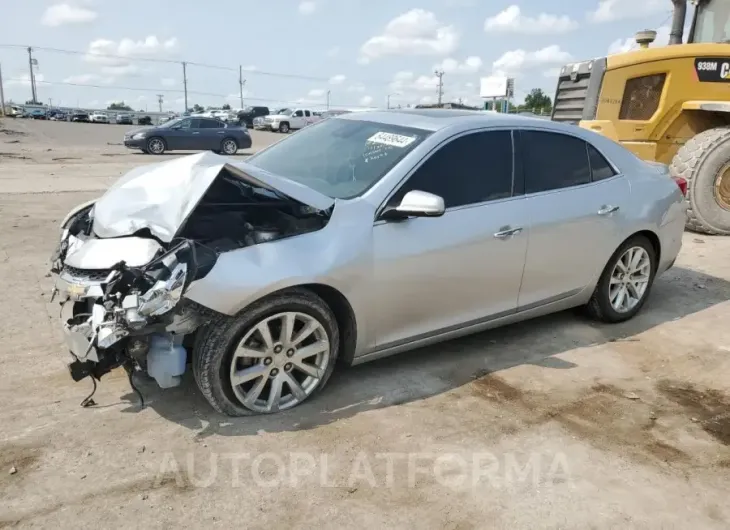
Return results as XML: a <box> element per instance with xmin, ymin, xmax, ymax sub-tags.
<box><xmin>1</xmin><ymin>0</ymin><xmax>677</xmax><ymax>112</ymax></box>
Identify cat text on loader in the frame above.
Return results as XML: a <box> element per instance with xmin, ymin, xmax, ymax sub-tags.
<box><xmin>552</xmin><ymin>0</ymin><xmax>730</xmax><ymax>235</ymax></box>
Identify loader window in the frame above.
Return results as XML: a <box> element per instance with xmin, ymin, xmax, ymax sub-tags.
<box><xmin>692</xmin><ymin>0</ymin><xmax>730</xmax><ymax>43</ymax></box>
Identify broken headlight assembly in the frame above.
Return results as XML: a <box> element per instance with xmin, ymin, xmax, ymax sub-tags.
<box><xmin>138</xmin><ymin>262</ymin><xmax>188</xmax><ymax>317</ymax></box>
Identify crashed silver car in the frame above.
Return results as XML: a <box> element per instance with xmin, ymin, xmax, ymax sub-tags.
<box><xmin>50</xmin><ymin>110</ymin><xmax>687</xmax><ymax>416</ymax></box>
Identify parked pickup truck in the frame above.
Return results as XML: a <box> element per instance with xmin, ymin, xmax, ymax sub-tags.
<box><xmin>259</xmin><ymin>108</ymin><xmax>322</xmax><ymax>133</ymax></box>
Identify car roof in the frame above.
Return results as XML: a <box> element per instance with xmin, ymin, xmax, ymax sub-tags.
<box><xmin>337</xmin><ymin>108</ymin><xmax>573</xmax><ymax>133</ymax></box>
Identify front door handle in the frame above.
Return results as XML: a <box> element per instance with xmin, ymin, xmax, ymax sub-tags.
<box><xmin>494</xmin><ymin>227</ymin><xmax>523</xmax><ymax>239</ymax></box>
<box><xmin>597</xmin><ymin>205</ymin><xmax>620</xmax><ymax>215</ymax></box>
<box><xmin>192</xmin><ymin>131</ymin><xmax>200</xmax><ymax>135</ymax></box>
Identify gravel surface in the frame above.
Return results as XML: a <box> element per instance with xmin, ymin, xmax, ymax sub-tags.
<box><xmin>1</xmin><ymin>118</ymin><xmax>729</xmax><ymax>529</ymax></box>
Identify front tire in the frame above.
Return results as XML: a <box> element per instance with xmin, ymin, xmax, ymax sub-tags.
<box><xmin>146</xmin><ymin>137</ymin><xmax>166</xmax><ymax>155</ymax></box>
<box><xmin>585</xmin><ymin>235</ymin><xmax>657</xmax><ymax>323</ymax></box>
<box><xmin>278</xmin><ymin>122</ymin><xmax>290</xmax><ymax>133</ymax></box>
<box><xmin>670</xmin><ymin>127</ymin><xmax>730</xmax><ymax>235</ymax></box>
<box><xmin>193</xmin><ymin>289</ymin><xmax>340</xmax><ymax>416</ymax></box>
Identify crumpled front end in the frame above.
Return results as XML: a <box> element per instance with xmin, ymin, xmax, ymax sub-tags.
<box><xmin>50</xmin><ymin>207</ymin><xmax>217</xmax><ymax>388</ymax></box>
<box><xmin>49</xmin><ymin>153</ymin><xmax>332</xmax><ymax>394</ymax></box>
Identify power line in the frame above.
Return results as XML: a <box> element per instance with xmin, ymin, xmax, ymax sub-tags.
<box><xmin>4</xmin><ymin>76</ymin><xmax>377</xmax><ymax>108</ymax></box>
<box><xmin>0</xmin><ymin>43</ymin><xmax>390</xmax><ymax>85</ymax></box>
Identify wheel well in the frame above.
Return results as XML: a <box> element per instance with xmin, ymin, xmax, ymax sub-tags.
<box><xmin>298</xmin><ymin>283</ymin><xmax>357</xmax><ymax>366</ymax></box>
<box><xmin>222</xmin><ymin>137</ymin><xmax>238</xmax><ymax>145</ymax></box>
<box><xmin>629</xmin><ymin>230</ymin><xmax>661</xmax><ymax>266</ymax></box>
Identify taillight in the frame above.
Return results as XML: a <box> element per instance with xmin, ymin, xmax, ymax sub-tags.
<box><xmin>672</xmin><ymin>176</ymin><xmax>688</xmax><ymax>197</ymax></box>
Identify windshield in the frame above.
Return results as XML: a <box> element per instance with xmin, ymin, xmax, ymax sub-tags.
<box><xmin>246</xmin><ymin>118</ymin><xmax>431</xmax><ymax>199</ymax></box>
<box><xmin>275</xmin><ymin>108</ymin><xmax>292</xmax><ymax>115</ymax></box>
<box><xmin>159</xmin><ymin>118</ymin><xmax>183</xmax><ymax>128</ymax></box>
<box><xmin>692</xmin><ymin>0</ymin><xmax>730</xmax><ymax>42</ymax></box>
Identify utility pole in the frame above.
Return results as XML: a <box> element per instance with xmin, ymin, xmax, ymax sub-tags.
<box><xmin>0</xmin><ymin>63</ymin><xmax>6</xmax><ymax>116</ymax></box>
<box><xmin>326</xmin><ymin>90</ymin><xmax>330</xmax><ymax>110</ymax></box>
<box><xmin>182</xmin><ymin>62</ymin><xmax>188</xmax><ymax>112</ymax></box>
<box><xmin>157</xmin><ymin>94</ymin><xmax>164</xmax><ymax>112</ymax></box>
<box><xmin>27</xmin><ymin>47</ymin><xmax>38</xmax><ymax>104</ymax></box>
<box><xmin>238</xmin><ymin>66</ymin><xmax>246</xmax><ymax>108</ymax></box>
<box><xmin>434</xmin><ymin>69</ymin><xmax>444</xmax><ymax>106</ymax></box>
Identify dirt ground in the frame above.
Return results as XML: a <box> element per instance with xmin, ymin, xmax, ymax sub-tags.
<box><xmin>1</xmin><ymin>118</ymin><xmax>729</xmax><ymax>529</ymax></box>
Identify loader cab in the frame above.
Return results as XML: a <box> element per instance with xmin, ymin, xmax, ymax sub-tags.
<box><xmin>689</xmin><ymin>0</ymin><xmax>730</xmax><ymax>43</ymax></box>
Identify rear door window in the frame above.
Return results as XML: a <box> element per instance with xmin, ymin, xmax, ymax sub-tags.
<box><xmin>522</xmin><ymin>131</ymin><xmax>591</xmax><ymax>193</ymax></box>
<box><xmin>587</xmin><ymin>144</ymin><xmax>617</xmax><ymax>181</ymax></box>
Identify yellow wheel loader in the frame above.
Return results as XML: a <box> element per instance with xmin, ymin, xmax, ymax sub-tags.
<box><xmin>552</xmin><ymin>0</ymin><xmax>730</xmax><ymax>235</ymax></box>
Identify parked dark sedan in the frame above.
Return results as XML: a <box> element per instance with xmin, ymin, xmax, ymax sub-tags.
<box><xmin>71</xmin><ymin>112</ymin><xmax>90</xmax><ymax>122</ymax></box>
<box><xmin>123</xmin><ymin>117</ymin><xmax>252</xmax><ymax>155</ymax></box>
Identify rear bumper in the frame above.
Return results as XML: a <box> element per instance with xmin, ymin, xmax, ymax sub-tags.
<box><xmin>238</xmin><ymin>135</ymin><xmax>253</xmax><ymax>149</ymax></box>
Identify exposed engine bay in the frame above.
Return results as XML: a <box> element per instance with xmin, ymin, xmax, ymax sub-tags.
<box><xmin>50</xmin><ymin>162</ymin><xmax>330</xmax><ymax>405</ymax></box>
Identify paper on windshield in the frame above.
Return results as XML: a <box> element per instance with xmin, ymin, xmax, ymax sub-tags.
<box><xmin>366</xmin><ymin>131</ymin><xmax>416</xmax><ymax>148</ymax></box>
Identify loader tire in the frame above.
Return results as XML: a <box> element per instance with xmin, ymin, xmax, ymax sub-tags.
<box><xmin>669</xmin><ymin>127</ymin><xmax>730</xmax><ymax>235</ymax></box>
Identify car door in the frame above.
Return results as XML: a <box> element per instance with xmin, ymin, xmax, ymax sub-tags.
<box><xmin>372</xmin><ymin>129</ymin><xmax>530</xmax><ymax>348</ymax></box>
<box><xmin>199</xmin><ymin>118</ymin><xmax>226</xmax><ymax>149</ymax></box>
<box><xmin>291</xmin><ymin>109</ymin><xmax>305</xmax><ymax>129</ymax></box>
<box><xmin>304</xmin><ymin>110</ymin><xmax>313</xmax><ymax>127</ymax></box>
<box><xmin>517</xmin><ymin>129</ymin><xmax>630</xmax><ymax>309</ymax></box>
<box><xmin>164</xmin><ymin>118</ymin><xmax>195</xmax><ymax>150</ymax></box>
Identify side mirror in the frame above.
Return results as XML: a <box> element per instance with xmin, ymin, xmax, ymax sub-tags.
<box><xmin>380</xmin><ymin>190</ymin><xmax>445</xmax><ymax>221</ymax></box>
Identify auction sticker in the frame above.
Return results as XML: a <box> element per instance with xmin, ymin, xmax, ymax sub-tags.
<box><xmin>367</xmin><ymin>131</ymin><xmax>416</xmax><ymax>148</ymax></box>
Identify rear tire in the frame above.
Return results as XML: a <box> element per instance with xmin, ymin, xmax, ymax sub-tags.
<box><xmin>193</xmin><ymin>289</ymin><xmax>340</xmax><ymax>416</ymax></box>
<box><xmin>221</xmin><ymin>138</ymin><xmax>238</xmax><ymax>155</ymax></box>
<box><xmin>584</xmin><ymin>235</ymin><xmax>657</xmax><ymax>323</ymax></box>
<box><xmin>670</xmin><ymin>127</ymin><xmax>730</xmax><ymax>235</ymax></box>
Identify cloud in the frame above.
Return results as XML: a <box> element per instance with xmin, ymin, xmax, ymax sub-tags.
<box><xmin>589</xmin><ymin>0</ymin><xmax>666</xmax><ymax>23</ymax></box>
<box><xmin>389</xmin><ymin>71</ymin><xmax>441</xmax><ymax>93</ymax></box>
<box><xmin>41</xmin><ymin>3</ymin><xmax>97</xmax><ymax>27</ymax></box>
<box><xmin>308</xmin><ymin>88</ymin><xmax>327</xmax><ymax>97</ymax></box>
<box><xmin>327</xmin><ymin>46</ymin><xmax>340</xmax><ymax>57</ymax></box>
<box><xmin>359</xmin><ymin>95</ymin><xmax>374</xmax><ymax>107</ymax></box>
<box><xmin>359</xmin><ymin>9</ymin><xmax>459</xmax><ymax>63</ymax></box>
<box><xmin>484</xmin><ymin>5</ymin><xmax>577</xmax><ymax>34</ymax></box>
<box><xmin>607</xmin><ymin>24</ymin><xmax>685</xmax><ymax>54</ymax></box>
<box><xmin>7</xmin><ymin>73</ymin><xmax>45</xmax><ymax>86</ymax></box>
<box><xmin>299</xmin><ymin>1</ymin><xmax>317</xmax><ymax>15</ymax></box>
<box><xmin>63</xmin><ymin>73</ymin><xmax>114</xmax><ymax>84</ymax></box>
<box><xmin>101</xmin><ymin>64</ymin><xmax>143</xmax><ymax>76</ymax></box>
<box><xmin>434</xmin><ymin>56</ymin><xmax>483</xmax><ymax>74</ymax></box>
<box><xmin>160</xmin><ymin>77</ymin><xmax>176</xmax><ymax>87</ymax></box>
<box><xmin>329</xmin><ymin>74</ymin><xmax>346</xmax><ymax>85</ymax></box>
<box><xmin>492</xmin><ymin>45</ymin><xmax>572</xmax><ymax>77</ymax></box>
<box><xmin>85</xmin><ymin>36</ymin><xmax>178</xmax><ymax>67</ymax></box>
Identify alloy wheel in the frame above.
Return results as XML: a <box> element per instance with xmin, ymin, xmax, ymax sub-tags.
<box><xmin>222</xmin><ymin>139</ymin><xmax>237</xmax><ymax>155</ymax></box>
<box><xmin>229</xmin><ymin>311</ymin><xmax>331</xmax><ymax>413</ymax></box>
<box><xmin>148</xmin><ymin>138</ymin><xmax>164</xmax><ymax>154</ymax></box>
<box><xmin>609</xmin><ymin>246</ymin><xmax>651</xmax><ymax>313</ymax></box>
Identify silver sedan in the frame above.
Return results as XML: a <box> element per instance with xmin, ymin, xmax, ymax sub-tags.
<box><xmin>51</xmin><ymin>109</ymin><xmax>688</xmax><ymax>416</ymax></box>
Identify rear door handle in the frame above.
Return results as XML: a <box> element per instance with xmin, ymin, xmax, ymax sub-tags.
<box><xmin>597</xmin><ymin>205</ymin><xmax>620</xmax><ymax>215</ymax></box>
<box><xmin>192</xmin><ymin>131</ymin><xmax>200</xmax><ymax>135</ymax></box>
<box><xmin>494</xmin><ymin>227</ymin><xmax>523</xmax><ymax>239</ymax></box>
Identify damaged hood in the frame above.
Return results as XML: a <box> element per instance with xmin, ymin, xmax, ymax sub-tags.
<box><xmin>92</xmin><ymin>152</ymin><xmax>335</xmax><ymax>242</ymax></box>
